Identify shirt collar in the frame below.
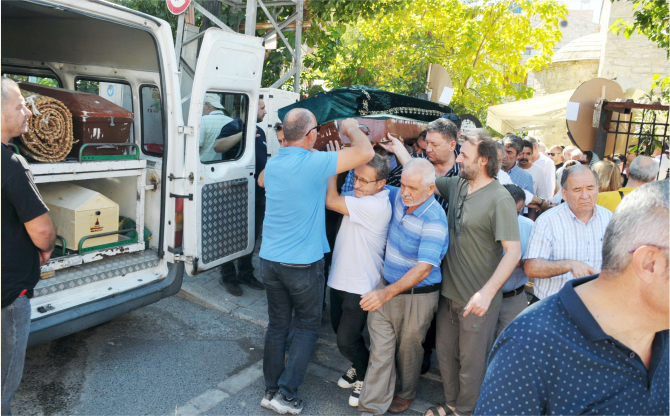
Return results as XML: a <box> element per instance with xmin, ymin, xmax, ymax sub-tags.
<box><xmin>209</xmin><ymin>110</ymin><xmax>224</xmax><ymax>115</ymax></box>
<box><xmin>404</xmin><ymin>195</ymin><xmax>437</xmax><ymax>218</ymax></box>
<box><xmin>279</xmin><ymin>146</ymin><xmax>310</xmax><ymax>154</ymax></box>
<box><xmin>566</xmin><ymin>203</ymin><xmax>600</xmax><ymax>224</ymax></box>
<box><xmin>558</xmin><ymin>275</ymin><xmax>611</xmax><ymax>342</ymax></box>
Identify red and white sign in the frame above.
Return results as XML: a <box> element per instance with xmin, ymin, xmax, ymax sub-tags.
<box><xmin>166</xmin><ymin>0</ymin><xmax>191</xmax><ymax>15</ymax></box>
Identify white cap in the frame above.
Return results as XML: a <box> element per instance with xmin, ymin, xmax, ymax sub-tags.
<box><xmin>204</xmin><ymin>93</ymin><xmax>224</xmax><ymax>110</ymax></box>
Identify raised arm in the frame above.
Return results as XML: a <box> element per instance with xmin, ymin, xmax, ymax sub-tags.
<box><xmin>325</xmin><ymin>174</ymin><xmax>349</xmax><ymax>216</ymax></box>
<box><xmin>334</xmin><ymin>118</ymin><xmax>375</xmax><ymax>174</ymax></box>
<box><xmin>378</xmin><ymin>133</ymin><xmax>412</xmax><ymax>167</ymax></box>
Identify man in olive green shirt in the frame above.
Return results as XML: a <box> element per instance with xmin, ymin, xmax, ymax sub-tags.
<box><xmin>426</xmin><ymin>133</ymin><xmax>521</xmax><ymax>416</ymax></box>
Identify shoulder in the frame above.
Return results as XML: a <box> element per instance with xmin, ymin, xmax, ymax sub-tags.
<box><xmin>1</xmin><ymin>148</ymin><xmax>27</xmax><ymax>178</ymax></box>
<box><xmin>518</xmin><ymin>215</ymin><xmax>535</xmax><ymax>228</ymax></box>
<box><xmin>500</xmin><ymin>296</ymin><xmax>565</xmax><ymax>344</ymax></box>
<box><xmin>595</xmin><ymin>205</ymin><xmax>613</xmax><ymax>221</ymax></box>
<box><xmin>435</xmin><ymin>175</ymin><xmax>460</xmax><ymax>188</ymax></box>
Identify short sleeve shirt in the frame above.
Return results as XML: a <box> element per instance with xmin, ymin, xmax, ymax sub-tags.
<box><xmin>199</xmin><ymin>111</ymin><xmax>234</xmax><ymax>162</ymax></box>
<box><xmin>328</xmin><ymin>189</ymin><xmax>392</xmax><ymax>295</ymax></box>
<box><xmin>383</xmin><ymin>186</ymin><xmax>448</xmax><ymax>287</ymax></box>
<box><xmin>1</xmin><ymin>146</ymin><xmax>49</xmax><ymax>307</ymax></box>
<box><xmin>501</xmin><ymin>215</ymin><xmax>534</xmax><ymax>292</ymax></box>
<box><xmin>596</xmin><ymin>186</ymin><xmax>635</xmax><ymax>213</ymax></box>
<box><xmin>435</xmin><ymin>177</ymin><xmax>520</xmax><ymax>314</ymax></box>
<box><xmin>260</xmin><ymin>147</ymin><xmax>338</xmax><ymax>264</ymax></box>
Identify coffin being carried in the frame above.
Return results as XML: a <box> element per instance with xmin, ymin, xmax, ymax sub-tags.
<box><xmin>277</xmin><ymin>85</ymin><xmax>453</xmax><ymax>150</ymax></box>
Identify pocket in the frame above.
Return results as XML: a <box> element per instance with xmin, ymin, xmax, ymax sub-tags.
<box><xmin>461</xmin><ymin>310</ymin><xmax>488</xmax><ymax>334</ymax></box>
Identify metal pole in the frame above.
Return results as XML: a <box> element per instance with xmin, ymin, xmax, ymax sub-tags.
<box><xmin>245</xmin><ymin>0</ymin><xmax>258</xmax><ymax>37</ymax></box>
<box><xmin>175</xmin><ymin>12</ymin><xmax>186</xmax><ymax>63</ymax></box>
<box><xmin>293</xmin><ymin>0</ymin><xmax>303</xmax><ymax>94</ymax></box>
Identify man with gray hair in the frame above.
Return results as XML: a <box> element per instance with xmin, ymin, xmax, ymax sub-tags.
<box><xmin>524</xmin><ymin>164</ymin><xmax>613</xmax><ymax>302</ymax></box>
<box><xmin>357</xmin><ymin>157</ymin><xmax>448</xmax><ymax>415</ymax></box>
<box><xmin>597</xmin><ymin>155</ymin><xmax>659</xmax><ymax>213</ymax></box>
<box><xmin>324</xmin><ymin>154</ymin><xmax>392</xmax><ymax>407</ymax></box>
<box><xmin>477</xmin><ymin>180</ymin><xmax>669</xmax><ymax>415</ymax></box>
<box><xmin>259</xmin><ymin>109</ymin><xmax>375</xmax><ymax>414</ymax></box>
<box><xmin>199</xmin><ymin>93</ymin><xmax>233</xmax><ymax>162</ymax></box>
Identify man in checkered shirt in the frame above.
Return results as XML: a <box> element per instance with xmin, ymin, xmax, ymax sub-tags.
<box><xmin>524</xmin><ymin>163</ymin><xmax>613</xmax><ymax>303</ymax></box>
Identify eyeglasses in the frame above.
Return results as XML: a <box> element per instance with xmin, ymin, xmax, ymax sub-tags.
<box><xmin>305</xmin><ymin>124</ymin><xmax>322</xmax><ymax>137</ymax></box>
<box><xmin>628</xmin><ymin>244</ymin><xmax>669</xmax><ymax>254</ymax></box>
<box><xmin>353</xmin><ymin>173</ymin><xmax>384</xmax><ymax>185</ymax></box>
<box><xmin>547</xmin><ymin>152</ymin><xmax>557</xmax><ymax>156</ymax></box>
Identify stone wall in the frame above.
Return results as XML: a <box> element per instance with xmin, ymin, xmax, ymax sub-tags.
<box><xmin>553</xmin><ymin>14</ymin><xmax>599</xmax><ymax>52</ymax></box>
<box><xmin>533</xmin><ymin>60</ymin><xmax>600</xmax><ymax>97</ymax></box>
<box><xmin>528</xmin><ymin>122</ymin><xmax>573</xmax><ymax>148</ymax></box>
<box><xmin>598</xmin><ymin>0</ymin><xmax>669</xmax><ymax>92</ymax></box>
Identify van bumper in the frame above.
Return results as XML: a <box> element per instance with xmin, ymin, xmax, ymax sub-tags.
<box><xmin>27</xmin><ymin>262</ymin><xmax>184</xmax><ymax>348</ymax></box>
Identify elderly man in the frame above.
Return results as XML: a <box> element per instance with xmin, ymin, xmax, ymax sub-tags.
<box><xmin>325</xmin><ymin>154</ymin><xmax>392</xmax><ymax>408</ymax></box>
<box><xmin>477</xmin><ymin>180</ymin><xmax>669</xmax><ymax>415</ymax></box>
<box><xmin>357</xmin><ymin>158</ymin><xmax>448</xmax><ymax>415</ymax></box>
<box><xmin>518</xmin><ymin>139</ymin><xmax>550</xmax><ymax>201</ymax></box>
<box><xmin>199</xmin><ymin>93</ymin><xmax>234</xmax><ymax>162</ymax></box>
<box><xmin>597</xmin><ymin>155</ymin><xmax>659</xmax><ymax>213</ymax></box>
<box><xmin>424</xmin><ymin>132</ymin><xmax>521</xmax><ymax>416</ymax></box>
<box><xmin>524</xmin><ymin>164</ymin><xmax>613</xmax><ymax>303</ymax></box>
<box><xmin>527</xmin><ymin>137</ymin><xmax>556</xmax><ymax>196</ymax></box>
<box><xmin>1</xmin><ymin>77</ymin><xmax>56</xmax><ymax>415</ymax></box>
<box><xmin>219</xmin><ymin>95</ymin><xmax>268</xmax><ymax>296</ymax></box>
<box><xmin>259</xmin><ymin>109</ymin><xmax>375</xmax><ymax>414</ymax></box>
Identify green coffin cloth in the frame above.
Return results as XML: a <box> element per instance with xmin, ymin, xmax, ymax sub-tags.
<box><xmin>277</xmin><ymin>85</ymin><xmax>453</xmax><ymax>124</ymax></box>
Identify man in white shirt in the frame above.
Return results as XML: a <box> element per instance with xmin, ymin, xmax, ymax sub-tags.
<box><xmin>527</xmin><ymin>137</ymin><xmax>556</xmax><ymax>197</ymax></box>
<box><xmin>652</xmin><ymin>146</ymin><xmax>669</xmax><ymax>180</ymax></box>
<box><xmin>325</xmin><ymin>153</ymin><xmax>392</xmax><ymax>408</ymax></box>
<box><xmin>518</xmin><ymin>139</ymin><xmax>550</xmax><ymax>200</ymax></box>
<box><xmin>199</xmin><ymin>93</ymin><xmax>233</xmax><ymax>162</ymax></box>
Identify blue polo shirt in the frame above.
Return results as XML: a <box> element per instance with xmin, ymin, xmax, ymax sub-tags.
<box><xmin>259</xmin><ymin>147</ymin><xmax>338</xmax><ymax>264</ymax></box>
<box><xmin>476</xmin><ymin>275</ymin><xmax>669</xmax><ymax>415</ymax></box>
<box><xmin>383</xmin><ymin>186</ymin><xmax>448</xmax><ymax>287</ymax></box>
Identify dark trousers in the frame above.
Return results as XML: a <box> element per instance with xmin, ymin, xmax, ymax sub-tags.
<box><xmin>262</xmin><ymin>258</ymin><xmax>325</xmax><ymax>399</ymax></box>
<box><xmin>330</xmin><ymin>287</ymin><xmax>369</xmax><ymax>379</ymax></box>
<box><xmin>1</xmin><ymin>296</ymin><xmax>31</xmax><ymax>416</ymax></box>
<box><xmin>221</xmin><ymin>200</ymin><xmax>265</xmax><ymax>279</ymax></box>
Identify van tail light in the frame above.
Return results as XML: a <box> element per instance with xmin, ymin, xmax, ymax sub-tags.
<box><xmin>174</xmin><ymin>198</ymin><xmax>183</xmax><ymax>248</ymax></box>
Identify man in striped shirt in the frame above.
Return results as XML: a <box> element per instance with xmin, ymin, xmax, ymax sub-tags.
<box><xmin>524</xmin><ymin>164</ymin><xmax>613</xmax><ymax>302</ymax></box>
<box><xmin>357</xmin><ymin>158</ymin><xmax>448</xmax><ymax>415</ymax></box>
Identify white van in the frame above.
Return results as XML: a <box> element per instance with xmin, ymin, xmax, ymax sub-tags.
<box><xmin>1</xmin><ymin>0</ymin><xmax>265</xmax><ymax>346</ymax></box>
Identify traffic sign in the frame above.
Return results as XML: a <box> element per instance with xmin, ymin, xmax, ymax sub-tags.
<box><xmin>166</xmin><ymin>0</ymin><xmax>191</xmax><ymax>15</ymax></box>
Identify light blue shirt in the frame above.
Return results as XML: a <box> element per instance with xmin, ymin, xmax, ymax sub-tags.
<box><xmin>199</xmin><ymin>110</ymin><xmax>233</xmax><ymax>162</ymax></box>
<box><xmin>260</xmin><ymin>147</ymin><xmax>338</xmax><ymax>264</ymax></box>
<box><xmin>501</xmin><ymin>215</ymin><xmax>534</xmax><ymax>292</ymax></box>
<box><xmin>383</xmin><ymin>186</ymin><xmax>448</xmax><ymax>287</ymax></box>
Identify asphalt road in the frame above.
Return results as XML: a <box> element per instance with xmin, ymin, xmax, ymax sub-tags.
<box><xmin>12</xmin><ymin>294</ymin><xmax>445</xmax><ymax>416</ymax></box>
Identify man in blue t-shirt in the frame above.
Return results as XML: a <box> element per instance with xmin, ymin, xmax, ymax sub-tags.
<box><xmin>258</xmin><ymin>109</ymin><xmax>375</xmax><ymax>415</ymax></box>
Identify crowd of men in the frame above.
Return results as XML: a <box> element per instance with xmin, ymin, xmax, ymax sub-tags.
<box><xmin>256</xmin><ymin>107</ymin><xmax>668</xmax><ymax>416</ymax></box>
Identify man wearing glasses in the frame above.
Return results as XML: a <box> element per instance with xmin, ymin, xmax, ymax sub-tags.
<box><xmin>258</xmin><ymin>109</ymin><xmax>375</xmax><ymax>415</ymax></box>
<box><xmin>324</xmin><ymin>152</ymin><xmax>392</xmax><ymax>408</ymax></box>
<box><xmin>477</xmin><ymin>180</ymin><xmax>668</xmax><ymax>415</ymax></box>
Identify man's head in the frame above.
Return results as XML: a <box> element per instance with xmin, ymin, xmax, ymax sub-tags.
<box><xmin>273</xmin><ymin>122</ymin><xmax>285</xmax><ymax>147</ymax></box>
<box><xmin>503</xmin><ymin>183</ymin><xmax>526</xmax><ymax>215</ymax></box>
<box><xmin>570</xmin><ymin>148</ymin><xmax>583</xmax><ymax>161</ymax></box>
<box><xmin>518</xmin><ymin>139</ymin><xmax>534</xmax><ymax>168</ymax></box>
<box><xmin>203</xmin><ymin>93</ymin><xmax>224</xmax><ymax>115</ymax></box>
<box><xmin>282</xmin><ymin>108</ymin><xmax>318</xmax><ymax>148</ymax></box>
<box><xmin>563</xmin><ymin>145</ymin><xmax>576</xmax><ymax>160</ymax></box>
<box><xmin>501</xmin><ymin>134</ymin><xmax>524</xmax><ymax>170</ymax></box>
<box><xmin>257</xmin><ymin>95</ymin><xmax>267</xmax><ymax>123</ymax></box>
<box><xmin>560</xmin><ymin>164</ymin><xmax>599</xmax><ymax>217</ymax></box>
<box><xmin>537</xmin><ymin>141</ymin><xmax>547</xmax><ymax>155</ymax></box>
<box><xmin>353</xmin><ymin>154</ymin><xmax>389</xmax><ymax>198</ymax></box>
<box><xmin>425</xmin><ymin>118</ymin><xmax>458</xmax><ymax>164</ymax></box>
<box><xmin>581</xmin><ymin>150</ymin><xmax>594</xmax><ymax>165</ymax></box>
<box><xmin>627</xmin><ymin>155</ymin><xmax>659</xmax><ymax>185</ymax></box>
<box><xmin>526</xmin><ymin>136</ymin><xmax>540</xmax><ymax>162</ymax></box>
<box><xmin>1</xmin><ymin>77</ymin><xmax>32</xmax><ymax>145</ymax></box>
<box><xmin>400</xmin><ymin>158</ymin><xmax>436</xmax><ymax>207</ymax></box>
<box><xmin>456</xmin><ymin>131</ymin><xmax>498</xmax><ymax>180</ymax></box>
<box><xmin>548</xmin><ymin>145</ymin><xmax>564</xmax><ymax>165</ymax></box>
<box><xmin>414</xmin><ymin>130</ymin><xmax>427</xmax><ymax>154</ymax></box>
<box><xmin>601</xmin><ymin>180</ymin><xmax>669</xmax><ymax>323</ymax></box>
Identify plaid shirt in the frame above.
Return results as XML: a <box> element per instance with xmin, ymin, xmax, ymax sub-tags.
<box><xmin>524</xmin><ymin>203</ymin><xmax>613</xmax><ymax>299</ymax></box>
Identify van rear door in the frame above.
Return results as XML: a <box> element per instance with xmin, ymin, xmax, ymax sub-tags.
<box><xmin>181</xmin><ymin>29</ymin><xmax>265</xmax><ymax>276</ymax></box>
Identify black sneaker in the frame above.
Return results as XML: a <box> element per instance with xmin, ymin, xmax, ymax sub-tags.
<box><xmin>238</xmin><ymin>272</ymin><xmax>265</xmax><ymax>290</ymax></box>
<box><xmin>337</xmin><ymin>367</ymin><xmax>357</xmax><ymax>389</ymax></box>
<box><xmin>270</xmin><ymin>392</ymin><xmax>303</xmax><ymax>415</ymax></box>
<box><xmin>261</xmin><ymin>389</ymin><xmax>276</xmax><ymax>410</ymax></box>
<box><xmin>421</xmin><ymin>350</ymin><xmax>432</xmax><ymax>375</ymax></box>
<box><xmin>220</xmin><ymin>273</ymin><xmax>243</xmax><ymax>297</ymax></box>
<box><xmin>349</xmin><ymin>380</ymin><xmax>363</xmax><ymax>407</ymax></box>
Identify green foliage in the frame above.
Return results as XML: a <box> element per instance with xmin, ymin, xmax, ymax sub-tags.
<box><xmin>610</xmin><ymin>0</ymin><xmax>669</xmax><ymax>57</ymax></box>
<box><xmin>310</xmin><ymin>0</ymin><xmax>567</xmax><ymax>122</ymax></box>
<box><xmin>4</xmin><ymin>74</ymin><xmax>59</xmax><ymax>88</ymax></box>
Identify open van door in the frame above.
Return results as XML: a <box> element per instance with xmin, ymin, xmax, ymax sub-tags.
<box><xmin>181</xmin><ymin>29</ymin><xmax>265</xmax><ymax>275</ymax></box>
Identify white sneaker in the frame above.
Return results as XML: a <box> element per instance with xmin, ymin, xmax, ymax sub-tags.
<box><xmin>337</xmin><ymin>367</ymin><xmax>358</xmax><ymax>389</ymax></box>
<box><xmin>349</xmin><ymin>380</ymin><xmax>363</xmax><ymax>407</ymax></box>
<box><xmin>270</xmin><ymin>392</ymin><xmax>303</xmax><ymax>415</ymax></box>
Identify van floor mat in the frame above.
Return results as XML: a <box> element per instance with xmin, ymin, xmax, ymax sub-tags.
<box><xmin>34</xmin><ymin>249</ymin><xmax>160</xmax><ymax>298</ymax></box>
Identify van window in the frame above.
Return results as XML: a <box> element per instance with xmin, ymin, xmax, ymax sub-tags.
<box><xmin>75</xmin><ymin>79</ymin><xmax>134</xmax><ymax>142</ymax></box>
<box><xmin>200</xmin><ymin>92</ymin><xmax>249</xmax><ymax>164</ymax></box>
<box><xmin>140</xmin><ymin>85</ymin><xmax>164</xmax><ymax>156</ymax></box>
<box><xmin>3</xmin><ymin>73</ymin><xmax>60</xmax><ymax>88</ymax></box>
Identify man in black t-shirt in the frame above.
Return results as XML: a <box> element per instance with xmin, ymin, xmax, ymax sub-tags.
<box><xmin>1</xmin><ymin>77</ymin><xmax>56</xmax><ymax>415</ymax></box>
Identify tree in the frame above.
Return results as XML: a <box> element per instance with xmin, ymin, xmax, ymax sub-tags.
<box><xmin>306</xmin><ymin>0</ymin><xmax>567</xmax><ymax>121</ymax></box>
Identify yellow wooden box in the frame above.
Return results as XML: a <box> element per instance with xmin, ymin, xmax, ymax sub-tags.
<box><xmin>37</xmin><ymin>183</ymin><xmax>119</xmax><ymax>251</ymax></box>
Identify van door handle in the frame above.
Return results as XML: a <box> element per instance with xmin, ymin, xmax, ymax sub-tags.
<box><xmin>230</xmin><ymin>179</ymin><xmax>247</xmax><ymax>186</ymax></box>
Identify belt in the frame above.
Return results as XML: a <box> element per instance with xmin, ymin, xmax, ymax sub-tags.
<box><xmin>382</xmin><ymin>278</ymin><xmax>440</xmax><ymax>295</ymax></box>
<box><xmin>502</xmin><ymin>285</ymin><xmax>525</xmax><ymax>298</ymax></box>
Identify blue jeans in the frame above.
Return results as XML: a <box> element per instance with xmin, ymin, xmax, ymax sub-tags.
<box><xmin>261</xmin><ymin>258</ymin><xmax>324</xmax><ymax>399</ymax></box>
<box><xmin>1</xmin><ymin>296</ymin><xmax>31</xmax><ymax>416</ymax></box>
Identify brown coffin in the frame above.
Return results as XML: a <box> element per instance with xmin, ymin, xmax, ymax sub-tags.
<box><xmin>18</xmin><ymin>82</ymin><xmax>134</xmax><ymax>158</ymax></box>
<box><xmin>313</xmin><ymin>116</ymin><xmax>427</xmax><ymax>151</ymax></box>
